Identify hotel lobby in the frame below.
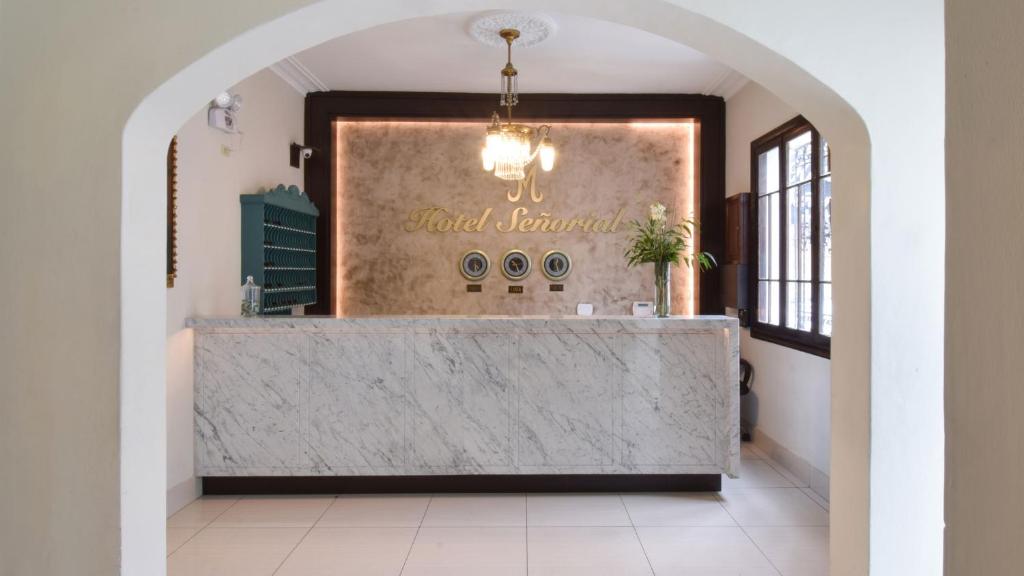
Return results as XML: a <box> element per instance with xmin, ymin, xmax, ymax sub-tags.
<box><xmin>1</xmin><ymin>1</ymin><xmax>1021</xmax><ymax>575</ymax></box>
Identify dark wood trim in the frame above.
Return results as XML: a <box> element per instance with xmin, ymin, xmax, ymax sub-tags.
<box><xmin>304</xmin><ymin>91</ymin><xmax>726</xmax><ymax>315</ymax></box>
<box><xmin>750</xmin><ymin>115</ymin><xmax>813</xmax><ymax>147</ymax></box>
<box><xmin>748</xmin><ymin>115</ymin><xmax>831</xmax><ymax>358</ymax></box>
<box><xmin>810</xmin><ymin>129</ymin><xmax>822</xmax><ymax>335</ymax></box>
<box><xmin>203</xmin><ymin>474</ymin><xmax>721</xmax><ymax>494</ymax></box>
<box><xmin>166</xmin><ymin>136</ymin><xmax>178</xmax><ymax>288</ymax></box>
<box><xmin>749</xmin><ymin>323</ymin><xmax>831</xmax><ymax>359</ymax></box>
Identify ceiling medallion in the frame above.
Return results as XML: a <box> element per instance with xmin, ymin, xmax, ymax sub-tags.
<box><xmin>468</xmin><ymin>12</ymin><xmax>557</xmax><ymax>48</ymax></box>
<box><xmin>478</xmin><ymin>26</ymin><xmax>556</xmax><ymax>182</ymax></box>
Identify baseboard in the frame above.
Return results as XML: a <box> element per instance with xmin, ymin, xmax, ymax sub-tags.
<box><xmin>203</xmin><ymin>474</ymin><xmax>721</xmax><ymax>494</ymax></box>
<box><xmin>167</xmin><ymin>476</ymin><xmax>202</xmax><ymax>517</ymax></box>
<box><xmin>750</xmin><ymin>428</ymin><xmax>830</xmax><ymax>502</ymax></box>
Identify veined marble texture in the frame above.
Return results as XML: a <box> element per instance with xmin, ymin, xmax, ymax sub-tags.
<box><xmin>195</xmin><ymin>333</ymin><xmax>308</xmax><ymax>472</ymax></box>
<box><xmin>192</xmin><ymin>316</ymin><xmax>739</xmax><ymax>477</ymax></box>
<box><xmin>307</xmin><ymin>333</ymin><xmax>407</xmax><ymax>471</ymax></box>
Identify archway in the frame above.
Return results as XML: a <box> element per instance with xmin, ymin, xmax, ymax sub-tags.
<box><xmin>122</xmin><ymin>1</ymin><xmax>938</xmax><ymax>575</ymax></box>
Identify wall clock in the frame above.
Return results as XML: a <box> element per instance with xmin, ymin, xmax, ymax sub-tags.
<box><xmin>460</xmin><ymin>250</ymin><xmax>491</xmax><ymax>281</ymax></box>
<box><xmin>501</xmin><ymin>249</ymin><xmax>532</xmax><ymax>281</ymax></box>
<box><xmin>542</xmin><ymin>250</ymin><xmax>572</xmax><ymax>281</ymax></box>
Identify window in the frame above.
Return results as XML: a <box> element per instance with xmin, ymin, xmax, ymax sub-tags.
<box><xmin>750</xmin><ymin>117</ymin><xmax>831</xmax><ymax>357</ymax></box>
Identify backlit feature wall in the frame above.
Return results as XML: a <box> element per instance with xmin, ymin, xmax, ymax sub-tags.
<box><xmin>334</xmin><ymin>120</ymin><xmax>696</xmax><ymax>316</ymax></box>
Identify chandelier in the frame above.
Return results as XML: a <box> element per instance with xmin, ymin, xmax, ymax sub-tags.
<box><xmin>481</xmin><ymin>28</ymin><xmax>555</xmax><ymax>181</ymax></box>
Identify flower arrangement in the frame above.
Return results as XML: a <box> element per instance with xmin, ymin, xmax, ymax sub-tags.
<box><xmin>625</xmin><ymin>203</ymin><xmax>716</xmax><ymax>317</ymax></box>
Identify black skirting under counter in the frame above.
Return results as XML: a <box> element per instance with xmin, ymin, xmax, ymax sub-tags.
<box><xmin>202</xmin><ymin>474</ymin><xmax>721</xmax><ymax>495</ymax></box>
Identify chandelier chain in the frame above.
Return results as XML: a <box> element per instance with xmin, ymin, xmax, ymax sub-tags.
<box><xmin>481</xmin><ymin>28</ymin><xmax>555</xmax><ymax>181</ymax></box>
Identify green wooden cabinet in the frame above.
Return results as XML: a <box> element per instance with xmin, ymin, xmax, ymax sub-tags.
<box><xmin>241</xmin><ymin>184</ymin><xmax>319</xmax><ymax>315</ymax></box>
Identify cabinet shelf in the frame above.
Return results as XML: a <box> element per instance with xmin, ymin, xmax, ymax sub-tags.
<box><xmin>263</xmin><ymin>245</ymin><xmax>316</xmax><ymax>253</ymax></box>
<box><xmin>264</xmin><ymin>285</ymin><xmax>316</xmax><ymax>294</ymax></box>
<box><xmin>241</xmin><ymin>184</ymin><xmax>320</xmax><ymax>317</ymax></box>
<box><xmin>263</xmin><ymin>300</ymin><xmax>317</xmax><ymax>313</ymax></box>
<box><xmin>264</xmin><ymin>222</ymin><xmax>316</xmax><ymax>235</ymax></box>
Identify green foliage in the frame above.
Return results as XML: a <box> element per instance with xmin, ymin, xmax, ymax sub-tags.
<box><xmin>624</xmin><ymin>206</ymin><xmax>717</xmax><ymax>271</ymax></box>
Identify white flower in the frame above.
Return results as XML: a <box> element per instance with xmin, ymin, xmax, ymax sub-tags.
<box><xmin>649</xmin><ymin>203</ymin><xmax>667</xmax><ymax>224</ymax></box>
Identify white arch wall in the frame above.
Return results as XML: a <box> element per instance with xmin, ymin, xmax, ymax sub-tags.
<box><xmin>0</xmin><ymin>1</ymin><xmax>943</xmax><ymax>575</ymax></box>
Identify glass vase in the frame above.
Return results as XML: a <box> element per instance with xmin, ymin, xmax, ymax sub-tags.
<box><xmin>654</xmin><ymin>261</ymin><xmax>671</xmax><ymax>318</ymax></box>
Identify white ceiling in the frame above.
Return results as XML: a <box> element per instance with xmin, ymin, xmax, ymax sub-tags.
<box><xmin>272</xmin><ymin>12</ymin><xmax>748</xmax><ymax>97</ymax></box>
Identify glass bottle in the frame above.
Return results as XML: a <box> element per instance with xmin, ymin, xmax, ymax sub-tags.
<box><xmin>241</xmin><ymin>275</ymin><xmax>261</xmax><ymax>317</ymax></box>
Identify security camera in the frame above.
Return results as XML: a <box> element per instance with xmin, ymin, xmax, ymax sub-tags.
<box><xmin>301</xmin><ymin>147</ymin><xmax>314</xmax><ymax>160</ymax></box>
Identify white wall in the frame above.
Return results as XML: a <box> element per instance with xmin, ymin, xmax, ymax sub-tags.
<box><xmin>945</xmin><ymin>1</ymin><xmax>1024</xmax><ymax>573</ymax></box>
<box><xmin>726</xmin><ymin>82</ymin><xmax>832</xmax><ymax>494</ymax></box>
<box><xmin>166</xmin><ymin>69</ymin><xmax>304</xmax><ymax>514</ymax></box>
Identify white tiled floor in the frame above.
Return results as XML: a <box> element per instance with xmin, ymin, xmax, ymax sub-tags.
<box><xmin>167</xmin><ymin>447</ymin><xmax>829</xmax><ymax>575</ymax></box>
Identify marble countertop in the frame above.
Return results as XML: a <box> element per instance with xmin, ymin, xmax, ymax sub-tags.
<box><xmin>187</xmin><ymin>315</ymin><xmax>739</xmax><ymax>332</ymax></box>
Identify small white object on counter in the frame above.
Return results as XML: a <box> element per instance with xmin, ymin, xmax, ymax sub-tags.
<box><xmin>632</xmin><ymin>301</ymin><xmax>654</xmax><ymax>317</ymax></box>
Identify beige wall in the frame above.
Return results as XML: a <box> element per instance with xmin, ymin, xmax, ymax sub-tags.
<box><xmin>335</xmin><ymin>121</ymin><xmax>696</xmax><ymax>316</ymax></box>
<box><xmin>725</xmin><ymin>82</ymin><xmax>832</xmax><ymax>489</ymax></box>
<box><xmin>945</xmin><ymin>0</ymin><xmax>1024</xmax><ymax>573</ymax></box>
<box><xmin>166</xmin><ymin>69</ymin><xmax>304</xmax><ymax>514</ymax></box>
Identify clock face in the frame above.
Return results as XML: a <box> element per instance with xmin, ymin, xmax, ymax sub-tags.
<box><xmin>542</xmin><ymin>250</ymin><xmax>572</xmax><ymax>281</ymax></box>
<box><xmin>460</xmin><ymin>250</ymin><xmax>490</xmax><ymax>281</ymax></box>
<box><xmin>501</xmin><ymin>250</ymin><xmax>532</xmax><ymax>281</ymax></box>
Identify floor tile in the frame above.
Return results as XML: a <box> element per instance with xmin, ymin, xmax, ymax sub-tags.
<box><xmin>798</xmin><ymin>487</ymin><xmax>830</xmax><ymax>512</ymax></box>
<box><xmin>718</xmin><ymin>489</ymin><xmax>829</xmax><ymax>527</ymax></box>
<box><xmin>402</xmin><ymin>526</ymin><xmax>526</xmax><ymax>576</ymax></box>
<box><xmin>167</xmin><ymin>527</ymin><xmax>199</xmax><ymax>556</ymax></box>
<box><xmin>317</xmin><ymin>494</ymin><xmax>429</xmax><ymax>527</ymax></box>
<box><xmin>421</xmin><ymin>494</ymin><xmax>525</xmax><ymax>526</ymax></box>
<box><xmin>767</xmin><ymin>564</ymin><xmax>829</xmax><ymax>576</ymax></box>
<box><xmin>763</xmin><ymin>459</ymin><xmax>809</xmax><ymax>488</ymax></box>
<box><xmin>722</xmin><ymin>460</ymin><xmax>795</xmax><ymax>489</ymax></box>
<box><xmin>275</xmin><ymin>527</ymin><xmax>417</xmax><ymax>576</ymax></box>
<box><xmin>622</xmin><ymin>493</ymin><xmax>736</xmax><ymax>527</ymax></box>
<box><xmin>527</xmin><ymin>493</ymin><xmax>632</xmax><ymax>526</ymax></box>
<box><xmin>166</xmin><ymin>527</ymin><xmax>307</xmax><ymax>576</ymax></box>
<box><xmin>637</xmin><ymin>526</ymin><xmax>778</xmax><ymax>575</ymax></box>
<box><xmin>745</xmin><ymin>527</ymin><xmax>829</xmax><ymax>576</ymax></box>
<box><xmin>167</xmin><ymin>496</ymin><xmax>238</xmax><ymax>528</ymax></box>
<box><xmin>210</xmin><ymin>496</ymin><xmax>334</xmax><ymax>528</ymax></box>
<box><xmin>528</xmin><ymin>526</ymin><xmax>652</xmax><ymax>575</ymax></box>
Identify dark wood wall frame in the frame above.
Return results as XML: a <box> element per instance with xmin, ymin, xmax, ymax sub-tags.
<box><xmin>304</xmin><ymin>91</ymin><xmax>726</xmax><ymax>315</ymax></box>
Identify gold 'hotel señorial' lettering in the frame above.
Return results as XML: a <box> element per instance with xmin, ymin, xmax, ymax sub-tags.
<box><xmin>404</xmin><ymin>207</ymin><xmax>493</xmax><ymax>233</ymax></box>
<box><xmin>404</xmin><ymin>206</ymin><xmax>626</xmax><ymax>234</ymax></box>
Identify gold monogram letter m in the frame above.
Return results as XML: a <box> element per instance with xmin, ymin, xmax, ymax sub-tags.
<box><xmin>506</xmin><ymin>164</ymin><xmax>543</xmax><ymax>204</ymax></box>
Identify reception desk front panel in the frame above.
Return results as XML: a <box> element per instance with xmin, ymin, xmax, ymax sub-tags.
<box><xmin>190</xmin><ymin>316</ymin><xmax>740</xmax><ymax>479</ymax></box>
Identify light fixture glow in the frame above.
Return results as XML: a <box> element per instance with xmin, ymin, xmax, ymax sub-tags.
<box><xmin>480</xmin><ymin>28</ymin><xmax>555</xmax><ymax>182</ymax></box>
<box><xmin>539</xmin><ymin>137</ymin><xmax>555</xmax><ymax>171</ymax></box>
<box><xmin>214</xmin><ymin>92</ymin><xmax>233</xmax><ymax>108</ymax></box>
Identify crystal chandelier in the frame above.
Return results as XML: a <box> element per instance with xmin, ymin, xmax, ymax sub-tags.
<box><xmin>481</xmin><ymin>28</ymin><xmax>555</xmax><ymax>181</ymax></box>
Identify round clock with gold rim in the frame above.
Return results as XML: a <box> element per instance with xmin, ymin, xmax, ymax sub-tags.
<box><xmin>501</xmin><ymin>249</ymin><xmax>532</xmax><ymax>281</ymax></box>
<box><xmin>459</xmin><ymin>250</ymin><xmax>491</xmax><ymax>281</ymax></box>
<box><xmin>541</xmin><ymin>250</ymin><xmax>572</xmax><ymax>282</ymax></box>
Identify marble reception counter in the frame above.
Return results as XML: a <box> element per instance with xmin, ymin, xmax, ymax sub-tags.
<box><xmin>189</xmin><ymin>315</ymin><xmax>740</xmax><ymax>483</ymax></box>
